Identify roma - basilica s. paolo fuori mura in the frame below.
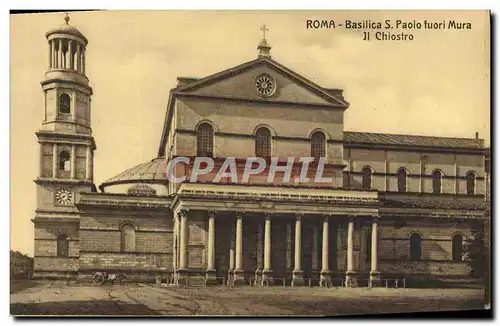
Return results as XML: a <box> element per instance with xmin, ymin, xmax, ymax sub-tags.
<box><xmin>33</xmin><ymin>17</ymin><xmax>488</xmax><ymax>287</ymax></box>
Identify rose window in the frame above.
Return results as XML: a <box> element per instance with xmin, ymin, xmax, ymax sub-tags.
<box><xmin>255</xmin><ymin>74</ymin><xmax>276</xmax><ymax>97</ymax></box>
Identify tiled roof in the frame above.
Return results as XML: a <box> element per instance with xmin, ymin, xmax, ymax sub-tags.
<box><xmin>101</xmin><ymin>158</ymin><xmax>167</xmax><ymax>187</ymax></box>
<box><xmin>344</xmin><ymin>131</ymin><xmax>484</xmax><ymax>149</ymax></box>
<box><xmin>381</xmin><ymin>195</ymin><xmax>485</xmax><ymax>211</ymax></box>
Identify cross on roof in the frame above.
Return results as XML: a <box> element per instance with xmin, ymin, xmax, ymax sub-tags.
<box><xmin>260</xmin><ymin>24</ymin><xmax>269</xmax><ymax>39</ymax></box>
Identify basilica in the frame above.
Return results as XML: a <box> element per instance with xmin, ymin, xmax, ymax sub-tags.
<box><xmin>33</xmin><ymin>17</ymin><xmax>487</xmax><ymax>287</ymax></box>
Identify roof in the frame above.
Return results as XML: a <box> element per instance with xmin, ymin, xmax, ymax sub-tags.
<box><xmin>101</xmin><ymin>158</ymin><xmax>167</xmax><ymax>188</ymax></box>
<box><xmin>344</xmin><ymin>131</ymin><xmax>484</xmax><ymax>149</ymax></box>
<box><xmin>46</xmin><ymin>23</ymin><xmax>88</xmax><ymax>44</ymax></box>
<box><xmin>381</xmin><ymin>194</ymin><xmax>485</xmax><ymax>211</ymax></box>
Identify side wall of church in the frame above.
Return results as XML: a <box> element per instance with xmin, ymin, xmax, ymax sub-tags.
<box><xmin>345</xmin><ymin>148</ymin><xmax>485</xmax><ymax>195</ymax></box>
<box><xmin>78</xmin><ymin>209</ymin><xmax>174</xmax><ymax>282</ymax></box>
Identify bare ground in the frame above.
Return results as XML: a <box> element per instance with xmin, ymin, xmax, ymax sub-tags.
<box><xmin>10</xmin><ymin>280</ymin><xmax>487</xmax><ymax>316</ymax></box>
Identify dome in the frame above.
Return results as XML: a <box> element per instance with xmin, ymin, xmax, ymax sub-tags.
<box><xmin>45</xmin><ymin>15</ymin><xmax>88</xmax><ymax>44</ymax></box>
<box><xmin>100</xmin><ymin>157</ymin><xmax>168</xmax><ymax>188</ymax></box>
<box><xmin>127</xmin><ymin>184</ymin><xmax>157</xmax><ymax>196</ymax></box>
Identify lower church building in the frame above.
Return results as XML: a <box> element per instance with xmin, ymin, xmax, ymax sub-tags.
<box><xmin>33</xmin><ymin>17</ymin><xmax>487</xmax><ymax>287</ymax></box>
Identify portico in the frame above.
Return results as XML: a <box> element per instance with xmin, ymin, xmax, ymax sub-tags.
<box><xmin>172</xmin><ymin>183</ymin><xmax>380</xmax><ymax>287</ymax></box>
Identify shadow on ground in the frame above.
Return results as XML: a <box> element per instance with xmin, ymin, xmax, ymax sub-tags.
<box><xmin>10</xmin><ymin>280</ymin><xmax>41</xmax><ymax>294</ymax></box>
<box><xmin>11</xmin><ymin>300</ymin><xmax>160</xmax><ymax>316</ymax></box>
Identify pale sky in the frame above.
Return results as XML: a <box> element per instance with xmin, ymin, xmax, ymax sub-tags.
<box><xmin>10</xmin><ymin>11</ymin><xmax>490</xmax><ymax>256</ymax></box>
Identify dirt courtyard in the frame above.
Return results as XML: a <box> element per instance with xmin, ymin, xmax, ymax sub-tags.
<box><xmin>10</xmin><ymin>280</ymin><xmax>487</xmax><ymax>316</ymax></box>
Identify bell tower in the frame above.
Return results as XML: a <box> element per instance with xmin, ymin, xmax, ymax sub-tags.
<box><xmin>33</xmin><ymin>13</ymin><xmax>96</xmax><ymax>279</ymax></box>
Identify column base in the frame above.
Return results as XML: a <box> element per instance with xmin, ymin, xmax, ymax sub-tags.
<box><xmin>291</xmin><ymin>270</ymin><xmax>304</xmax><ymax>286</ymax></box>
<box><xmin>262</xmin><ymin>269</ymin><xmax>273</xmax><ymax>286</ymax></box>
<box><xmin>254</xmin><ymin>268</ymin><xmax>262</xmax><ymax>286</ymax></box>
<box><xmin>227</xmin><ymin>268</ymin><xmax>234</xmax><ymax>286</ymax></box>
<box><xmin>369</xmin><ymin>271</ymin><xmax>382</xmax><ymax>287</ymax></box>
<box><xmin>177</xmin><ymin>268</ymin><xmax>189</xmax><ymax>286</ymax></box>
<box><xmin>345</xmin><ymin>271</ymin><xmax>358</xmax><ymax>288</ymax></box>
<box><xmin>320</xmin><ymin>270</ymin><xmax>331</xmax><ymax>287</ymax></box>
<box><xmin>205</xmin><ymin>269</ymin><xmax>218</xmax><ymax>286</ymax></box>
<box><xmin>233</xmin><ymin>268</ymin><xmax>247</xmax><ymax>286</ymax></box>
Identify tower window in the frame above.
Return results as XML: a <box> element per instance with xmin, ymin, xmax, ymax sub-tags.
<box><xmin>409</xmin><ymin>232</ymin><xmax>422</xmax><ymax>261</ymax></box>
<box><xmin>196</xmin><ymin>123</ymin><xmax>214</xmax><ymax>157</ymax></box>
<box><xmin>432</xmin><ymin>170</ymin><xmax>442</xmax><ymax>194</ymax></box>
<box><xmin>311</xmin><ymin>131</ymin><xmax>326</xmax><ymax>160</ymax></box>
<box><xmin>121</xmin><ymin>223</ymin><xmax>136</xmax><ymax>252</ymax></box>
<box><xmin>452</xmin><ymin>233</ymin><xmax>463</xmax><ymax>262</ymax></box>
<box><xmin>255</xmin><ymin>127</ymin><xmax>271</xmax><ymax>159</ymax></box>
<box><xmin>57</xmin><ymin>234</ymin><xmax>69</xmax><ymax>257</ymax></box>
<box><xmin>466</xmin><ymin>171</ymin><xmax>476</xmax><ymax>195</ymax></box>
<box><xmin>59</xmin><ymin>151</ymin><xmax>71</xmax><ymax>171</ymax></box>
<box><xmin>59</xmin><ymin>93</ymin><xmax>71</xmax><ymax>114</ymax></box>
<box><xmin>361</xmin><ymin>166</ymin><xmax>373</xmax><ymax>189</ymax></box>
<box><xmin>397</xmin><ymin>168</ymin><xmax>408</xmax><ymax>192</ymax></box>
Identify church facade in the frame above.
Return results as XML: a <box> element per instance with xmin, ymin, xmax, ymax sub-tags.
<box><xmin>32</xmin><ymin>18</ymin><xmax>487</xmax><ymax>287</ymax></box>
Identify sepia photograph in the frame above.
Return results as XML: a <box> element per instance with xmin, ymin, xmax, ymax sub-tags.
<box><xmin>9</xmin><ymin>9</ymin><xmax>491</xmax><ymax>317</ymax></box>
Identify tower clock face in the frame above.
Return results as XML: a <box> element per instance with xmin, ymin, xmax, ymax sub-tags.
<box><xmin>55</xmin><ymin>189</ymin><xmax>73</xmax><ymax>205</ymax></box>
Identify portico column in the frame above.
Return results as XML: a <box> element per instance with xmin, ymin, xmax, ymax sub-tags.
<box><xmin>205</xmin><ymin>211</ymin><xmax>217</xmax><ymax>284</ymax></box>
<box><xmin>320</xmin><ymin>215</ymin><xmax>331</xmax><ymax>287</ymax></box>
<box><xmin>345</xmin><ymin>216</ymin><xmax>358</xmax><ymax>287</ymax></box>
<box><xmin>262</xmin><ymin>213</ymin><xmax>273</xmax><ymax>285</ymax></box>
<box><xmin>369</xmin><ymin>216</ymin><xmax>381</xmax><ymax>287</ymax></box>
<box><xmin>234</xmin><ymin>212</ymin><xmax>245</xmax><ymax>284</ymax></box>
<box><xmin>254</xmin><ymin>219</ymin><xmax>263</xmax><ymax>285</ymax></box>
<box><xmin>178</xmin><ymin>209</ymin><xmax>188</xmax><ymax>283</ymax></box>
<box><xmin>292</xmin><ymin>213</ymin><xmax>304</xmax><ymax>286</ymax></box>
<box><xmin>228</xmin><ymin>218</ymin><xmax>235</xmax><ymax>285</ymax></box>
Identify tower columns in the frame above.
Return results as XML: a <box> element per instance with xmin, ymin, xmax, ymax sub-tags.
<box><xmin>76</xmin><ymin>43</ymin><xmax>81</xmax><ymax>72</ymax></box>
<box><xmin>52</xmin><ymin>143</ymin><xmax>58</xmax><ymax>178</ymax></box>
<box><xmin>68</xmin><ymin>40</ymin><xmax>74</xmax><ymax>70</ymax></box>
<box><xmin>70</xmin><ymin>145</ymin><xmax>76</xmax><ymax>179</ymax></box>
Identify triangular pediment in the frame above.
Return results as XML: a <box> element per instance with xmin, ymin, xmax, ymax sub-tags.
<box><xmin>175</xmin><ymin>58</ymin><xmax>348</xmax><ymax>107</ymax></box>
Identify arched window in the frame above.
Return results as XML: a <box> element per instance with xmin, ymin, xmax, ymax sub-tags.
<box><xmin>397</xmin><ymin>168</ymin><xmax>408</xmax><ymax>192</ymax></box>
<box><xmin>466</xmin><ymin>171</ymin><xmax>476</xmax><ymax>195</ymax></box>
<box><xmin>57</xmin><ymin>234</ymin><xmax>69</xmax><ymax>257</ymax></box>
<box><xmin>409</xmin><ymin>232</ymin><xmax>422</xmax><ymax>261</ymax></box>
<box><xmin>452</xmin><ymin>233</ymin><xmax>463</xmax><ymax>262</ymax></box>
<box><xmin>59</xmin><ymin>93</ymin><xmax>71</xmax><ymax>114</ymax></box>
<box><xmin>255</xmin><ymin>127</ymin><xmax>271</xmax><ymax>159</ymax></box>
<box><xmin>432</xmin><ymin>170</ymin><xmax>442</xmax><ymax>194</ymax></box>
<box><xmin>121</xmin><ymin>223</ymin><xmax>136</xmax><ymax>252</ymax></box>
<box><xmin>196</xmin><ymin>123</ymin><xmax>214</xmax><ymax>157</ymax></box>
<box><xmin>59</xmin><ymin>151</ymin><xmax>71</xmax><ymax>171</ymax></box>
<box><xmin>311</xmin><ymin>131</ymin><xmax>326</xmax><ymax>160</ymax></box>
<box><xmin>361</xmin><ymin>167</ymin><xmax>372</xmax><ymax>189</ymax></box>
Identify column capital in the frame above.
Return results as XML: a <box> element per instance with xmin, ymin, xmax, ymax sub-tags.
<box><xmin>348</xmin><ymin>215</ymin><xmax>357</xmax><ymax>222</ymax></box>
<box><xmin>371</xmin><ymin>215</ymin><xmax>380</xmax><ymax>222</ymax></box>
<box><xmin>295</xmin><ymin>213</ymin><xmax>303</xmax><ymax>220</ymax></box>
<box><xmin>264</xmin><ymin>212</ymin><xmax>272</xmax><ymax>220</ymax></box>
<box><xmin>235</xmin><ymin>211</ymin><xmax>245</xmax><ymax>218</ymax></box>
<box><xmin>178</xmin><ymin>208</ymin><xmax>190</xmax><ymax>218</ymax></box>
<box><xmin>208</xmin><ymin>210</ymin><xmax>217</xmax><ymax>219</ymax></box>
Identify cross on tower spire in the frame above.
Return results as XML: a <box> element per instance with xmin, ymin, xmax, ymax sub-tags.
<box><xmin>257</xmin><ymin>24</ymin><xmax>271</xmax><ymax>58</ymax></box>
<box><xmin>260</xmin><ymin>24</ymin><xmax>269</xmax><ymax>40</ymax></box>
